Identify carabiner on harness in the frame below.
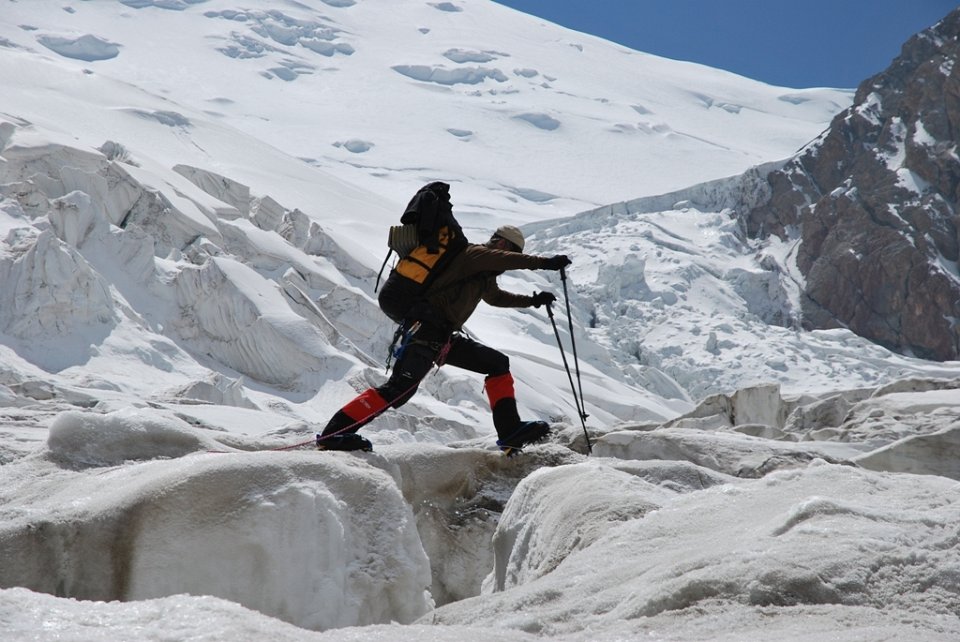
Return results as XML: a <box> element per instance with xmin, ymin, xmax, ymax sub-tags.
<box><xmin>385</xmin><ymin>320</ymin><xmax>421</xmax><ymax>372</ymax></box>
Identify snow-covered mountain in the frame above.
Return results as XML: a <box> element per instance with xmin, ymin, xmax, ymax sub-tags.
<box><xmin>2</xmin><ymin>1</ymin><xmax>960</xmax><ymax>640</ymax></box>
<box><xmin>1</xmin><ymin>0</ymin><xmax>850</xmax><ymax>216</ymax></box>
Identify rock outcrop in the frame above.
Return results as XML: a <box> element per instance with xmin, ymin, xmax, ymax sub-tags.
<box><xmin>743</xmin><ymin>8</ymin><xmax>960</xmax><ymax>360</ymax></box>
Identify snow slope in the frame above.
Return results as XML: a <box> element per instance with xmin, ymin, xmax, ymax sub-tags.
<box><xmin>0</xmin><ymin>0</ymin><xmax>850</xmax><ymax>221</ymax></box>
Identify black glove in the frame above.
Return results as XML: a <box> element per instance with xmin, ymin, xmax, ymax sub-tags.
<box><xmin>542</xmin><ymin>255</ymin><xmax>572</xmax><ymax>270</ymax></box>
<box><xmin>531</xmin><ymin>291</ymin><xmax>557</xmax><ymax>308</ymax></box>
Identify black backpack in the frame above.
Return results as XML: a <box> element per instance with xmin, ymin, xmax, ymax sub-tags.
<box><xmin>376</xmin><ymin>182</ymin><xmax>469</xmax><ymax>324</ymax></box>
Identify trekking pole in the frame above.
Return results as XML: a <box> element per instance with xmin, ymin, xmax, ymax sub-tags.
<box><xmin>546</xmin><ymin>302</ymin><xmax>592</xmax><ymax>454</ymax></box>
<box><xmin>559</xmin><ymin>267</ymin><xmax>588</xmax><ymax>424</ymax></box>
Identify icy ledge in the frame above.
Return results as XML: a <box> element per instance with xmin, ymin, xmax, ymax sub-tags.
<box><xmin>3</xmin><ymin>412</ymin><xmax>432</xmax><ymax>630</ymax></box>
<box><xmin>3</xmin><ymin>377</ymin><xmax>960</xmax><ymax>639</ymax></box>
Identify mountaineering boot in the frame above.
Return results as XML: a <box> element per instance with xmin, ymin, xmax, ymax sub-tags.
<box><xmin>496</xmin><ymin>421</ymin><xmax>551</xmax><ymax>454</ymax></box>
<box><xmin>485</xmin><ymin>372</ymin><xmax>550</xmax><ymax>453</ymax></box>
<box><xmin>316</xmin><ymin>432</ymin><xmax>373</xmax><ymax>452</ymax></box>
<box><xmin>315</xmin><ymin>388</ymin><xmax>390</xmax><ymax>452</ymax></box>
<box><xmin>485</xmin><ymin>373</ymin><xmax>522</xmax><ymax>434</ymax></box>
<box><xmin>319</xmin><ymin>409</ymin><xmax>357</xmax><ymax>437</ymax></box>
<box><xmin>317</xmin><ymin>389</ymin><xmax>390</xmax><ymax>443</ymax></box>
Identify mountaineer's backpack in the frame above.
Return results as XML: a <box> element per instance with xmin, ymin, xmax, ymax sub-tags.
<box><xmin>376</xmin><ymin>182</ymin><xmax>469</xmax><ymax>324</ymax></box>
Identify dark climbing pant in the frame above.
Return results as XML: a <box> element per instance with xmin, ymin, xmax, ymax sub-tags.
<box><xmin>320</xmin><ymin>323</ymin><xmax>520</xmax><ymax>438</ymax></box>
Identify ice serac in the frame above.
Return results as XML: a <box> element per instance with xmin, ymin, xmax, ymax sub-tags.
<box><xmin>173</xmin><ymin>255</ymin><xmax>356</xmax><ymax>387</ymax></box>
<box><xmin>742</xmin><ymin>8</ymin><xmax>960</xmax><ymax>360</ymax></box>
<box><xmin>429</xmin><ymin>462</ymin><xmax>960</xmax><ymax>638</ymax></box>
<box><xmin>173</xmin><ymin>164</ymin><xmax>250</xmax><ymax>218</ymax></box>
<box><xmin>0</xmin><ymin>412</ymin><xmax>432</xmax><ymax>632</ymax></box>
<box><xmin>487</xmin><ymin>463</ymin><xmax>674</xmax><ymax>592</ymax></box>
<box><xmin>0</xmin><ymin>228</ymin><xmax>117</xmax><ymax>365</ymax></box>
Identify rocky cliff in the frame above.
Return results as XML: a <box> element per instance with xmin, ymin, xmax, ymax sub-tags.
<box><xmin>743</xmin><ymin>8</ymin><xmax>960</xmax><ymax>360</ymax></box>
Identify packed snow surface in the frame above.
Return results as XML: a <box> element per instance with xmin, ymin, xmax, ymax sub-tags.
<box><xmin>2</xmin><ymin>1</ymin><xmax>960</xmax><ymax>640</ymax></box>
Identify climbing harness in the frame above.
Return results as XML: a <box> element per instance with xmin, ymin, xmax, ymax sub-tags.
<box><xmin>386</xmin><ymin>320</ymin><xmax>421</xmax><ymax>372</ymax></box>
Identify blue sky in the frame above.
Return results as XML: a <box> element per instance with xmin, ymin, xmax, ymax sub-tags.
<box><xmin>492</xmin><ymin>1</ymin><xmax>957</xmax><ymax>89</ymax></box>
